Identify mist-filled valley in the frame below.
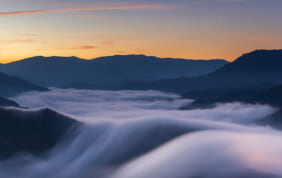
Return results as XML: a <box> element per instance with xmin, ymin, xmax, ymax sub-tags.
<box><xmin>0</xmin><ymin>88</ymin><xmax>279</xmax><ymax>177</ymax></box>
<box><xmin>1</xmin><ymin>0</ymin><xmax>282</xmax><ymax>176</ymax></box>
<box><xmin>0</xmin><ymin>50</ymin><xmax>282</xmax><ymax>178</ymax></box>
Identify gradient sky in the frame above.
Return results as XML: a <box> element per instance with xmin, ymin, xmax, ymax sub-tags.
<box><xmin>0</xmin><ymin>0</ymin><xmax>282</xmax><ymax>63</ymax></box>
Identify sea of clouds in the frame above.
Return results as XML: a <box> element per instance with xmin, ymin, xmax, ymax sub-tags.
<box><xmin>12</xmin><ymin>88</ymin><xmax>275</xmax><ymax>124</ymax></box>
<box><xmin>3</xmin><ymin>88</ymin><xmax>282</xmax><ymax>177</ymax></box>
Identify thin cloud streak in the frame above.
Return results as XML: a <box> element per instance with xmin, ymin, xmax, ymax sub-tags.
<box><xmin>74</xmin><ymin>14</ymin><xmax>106</xmax><ymax>17</ymax></box>
<box><xmin>101</xmin><ymin>40</ymin><xmax>115</xmax><ymax>46</ymax></box>
<box><xmin>14</xmin><ymin>32</ymin><xmax>38</xmax><ymax>37</ymax></box>
<box><xmin>57</xmin><ymin>45</ymin><xmax>96</xmax><ymax>50</ymax></box>
<box><xmin>0</xmin><ymin>5</ymin><xmax>170</xmax><ymax>17</ymax></box>
<box><xmin>0</xmin><ymin>39</ymin><xmax>33</xmax><ymax>44</ymax></box>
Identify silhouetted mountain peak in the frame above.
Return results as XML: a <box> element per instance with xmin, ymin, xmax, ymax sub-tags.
<box><xmin>9</xmin><ymin>55</ymin><xmax>228</xmax><ymax>65</ymax></box>
<box><xmin>234</xmin><ymin>49</ymin><xmax>282</xmax><ymax>64</ymax></box>
<box><xmin>214</xmin><ymin>49</ymin><xmax>282</xmax><ymax>75</ymax></box>
<box><xmin>112</xmin><ymin>54</ymin><xmax>148</xmax><ymax>58</ymax></box>
<box><xmin>12</xmin><ymin>56</ymin><xmax>84</xmax><ymax>65</ymax></box>
<box><xmin>49</xmin><ymin>56</ymin><xmax>82</xmax><ymax>60</ymax></box>
<box><xmin>28</xmin><ymin>56</ymin><xmax>45</xmax><ymax>60</ymax></box>
<box><xmin>122</xmin><ymin>49</ymin><xmax>282</xmax><ymax>93</ymax></box>
<box><xmin>93</xmin><ymin>54</ymin><xmax>227</xmax><ymax>63</ymax></box>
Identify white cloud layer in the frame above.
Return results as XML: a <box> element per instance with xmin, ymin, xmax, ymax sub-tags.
<box><xmin>4</xmin><ymin>88</ymin><xmax>281</xmax><ymax>177</ymax></box>
<box><xmin>12</xmin><ymin>88</ymin><xmax>275</xmax><ymax>124</ymax></box>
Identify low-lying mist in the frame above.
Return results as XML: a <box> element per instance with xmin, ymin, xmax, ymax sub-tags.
<box><xmin>2</xmin><ymin>88</ymin><xmax>281</xmax><ymax>177</ymax></box>
<box><xmin>12</xmin><ymin>88</ymin><xmax>275</xmax><ymax>123</ymax></box>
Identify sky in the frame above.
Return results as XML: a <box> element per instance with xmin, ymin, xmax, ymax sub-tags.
<box><xmin>0</xmin><ymin>0</ymin><xmax>282</xmax><ymax>63</ymax></box>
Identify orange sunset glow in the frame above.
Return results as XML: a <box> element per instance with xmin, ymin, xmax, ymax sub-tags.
<box><xmin>1</xmin><ymin>0</ymin><xmax>282</xmax><ymax>63</ymax></box>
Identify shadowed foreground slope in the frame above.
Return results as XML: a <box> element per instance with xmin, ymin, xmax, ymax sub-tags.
<box><xmin>0</xmin><ymin>107</ymin><xmax>80</xmax><ymax>159</ymax></box>
<box><xmin>0</xmin><ymin>97</ymin><xmax>19</xmax><ymax>107</ymax></box>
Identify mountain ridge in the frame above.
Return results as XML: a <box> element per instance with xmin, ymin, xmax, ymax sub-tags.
<box><xmin>0</xmin><ymin>72</ymin><xmax>48</xmax><ymax>97</ymax></box>
<box><xmin>124</xmin><ymin>49</ymin><xmax>282</xmax><ymax>93</ymax></box>
<box><xmin>0</xmin><ymin>55</ymin><xmax>229</xmax><ymax>87</ymax></box>
<box><xmin>5</xmin><ymin>54</ymin><xmax>227</xmax><ymax>64</ymax></box>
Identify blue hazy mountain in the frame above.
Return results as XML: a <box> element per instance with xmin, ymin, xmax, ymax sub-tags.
<box><xmin>0</xmin><ymin>55</ymin><xmax>228</xmax><ymax>87</ymax></box>
<box><xmin>126</xmin><ymin>50</ymin><xmax>282</xmax><ymax>93</ymax></box>
<box><xmin>0</xmin><ymin>72</ymin><xmax>48</xmax><ymax>97</ymax></box>
<box><xmin>182</xmin><ymin>84</ymin><xmax>282</xmax><ymax>110</ymax></box>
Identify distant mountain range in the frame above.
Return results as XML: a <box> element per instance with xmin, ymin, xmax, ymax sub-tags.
<box><xmin>0</xmin><ymin>55</ymin><xmax>228</xmax><ymax>87</ymax></box>
<box><xmin>1</xmin><ymin>50</ymin><xmax>282</xmax><ymax>109</ymax></box>
<box><xmin>124</xmin><ymin>50</ymin><xmax>282</xmax><ymax>93</ymax></box>
<box><xmin>0</xmin><ymin>72</ymin><xmax>48</xmax><ymax>97</ymax></box>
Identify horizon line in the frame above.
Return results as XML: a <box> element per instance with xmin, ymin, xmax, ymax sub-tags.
<box><xmin>1</xmin><ymin>54</ymin><xmax>229</xmax><ymax>64</ymax></box>
<box><xmin>1</xmin><ymin>49</ymin><xmax>281</xmax><ymax>64</ymax></box>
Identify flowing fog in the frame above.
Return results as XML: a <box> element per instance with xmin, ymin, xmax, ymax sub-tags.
<box><xmin>3</xmin><ymin>88</ymin><xmax>282</xmax><ymax>177</ymax></box>
<box><xmin>12</xmin><ymin>88</ymin><xmax>275</xmax><ymax>124</ymax></box>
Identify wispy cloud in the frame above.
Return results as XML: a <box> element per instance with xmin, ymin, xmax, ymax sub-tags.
<box><xmin>0</xmin><ymin>4</ymin><xmax>170</xmax><ymax>17</ymax></box>
<box><xmin>73</xmin><ymin>14</ymin><xmax>106</xmax><ymax>18</ymax></box>
<box><xmin>14</xmin><ymin>32</ymin><xmax>38</xmax><ymax>37</ymax></box>
<box><xmin>0</xmin><ymin>0</ymin><xmax>255</xmax><ymax>17</ymax></box>
<box><xmin>0</xmin><ymin>39</ymin><xmax>33</xmax><ymax>44</ymax></box>
<box><xmin>57</xmin><ymin>45</ymin><xmax>96</xmax><ymax>50</ymax></box>
<box><xmin>101</xmin><ymin>40</ymin><xmax>115</xmax><ymax>46</ymax></box>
